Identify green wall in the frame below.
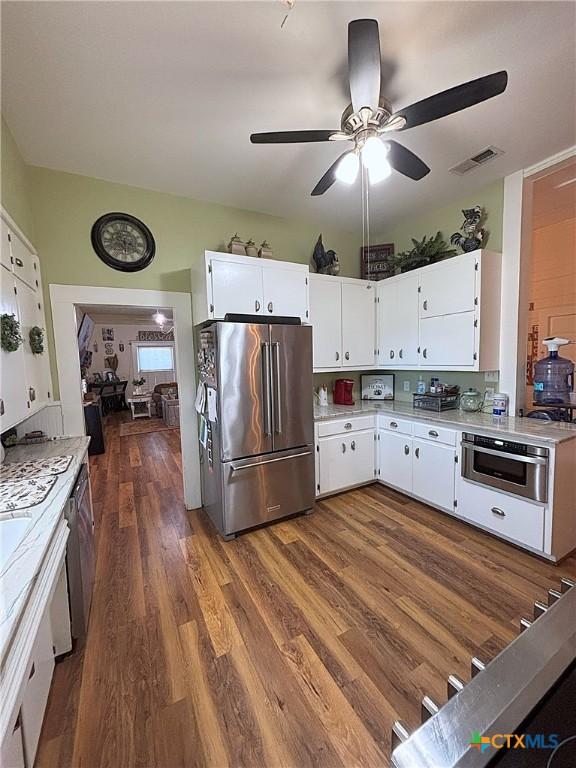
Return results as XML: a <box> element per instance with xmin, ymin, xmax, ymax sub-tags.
<box><xmin>1</xmin><ymin>116</ymin><xmax>35</xmax><ymax>240</ymax></box>
<box><xmin>376</xmin><ymin>179</ymin><xmax>504</xmax><ymax>255</ymax></box>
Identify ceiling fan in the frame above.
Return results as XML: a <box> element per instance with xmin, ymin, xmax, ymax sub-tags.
<box><xmin>250</xmin><ymin>19</ymin><xmax>508</xmax><ymax>196</ymax></box>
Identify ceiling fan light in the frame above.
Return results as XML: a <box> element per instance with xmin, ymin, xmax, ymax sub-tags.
<box><xmin>335</xmin><ymin>151</ymin><xmax>359</xmax><ymax>184</ymax></box>
<box><xmin>362</xmin><ymin>137</ymin><xmax>391</xmax><ymax>183</ymax></box>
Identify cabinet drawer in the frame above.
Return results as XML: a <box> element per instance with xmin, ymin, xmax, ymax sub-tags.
<box><xmin>412</xmin><ymin>422</ymin><xmax>456</xmax><ymax>446</ymax></box>
<box><xmin>377</xmin><ymin>415</ymin><xmax>413</xmax><ymax>436</ymax></box>
<box><xmin>317</xmin><ymin>415</ymin><xmax>375</xmax><ymax>437</ymax></box>
<box><xmin>457</xmin><ymin>478</ymin><xmax>545</xmax><ymax>551</ymax></box>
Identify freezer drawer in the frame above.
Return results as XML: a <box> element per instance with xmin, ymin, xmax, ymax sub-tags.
<box><xmin>222</xmin><ymin>446</ymin><xmax>314</xmax><ymax>535</ymax></box>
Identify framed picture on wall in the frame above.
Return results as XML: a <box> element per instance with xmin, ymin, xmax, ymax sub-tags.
<box><xmin>360</xmin><ymin>243</ymin><xmax>395</xmax><ymax>280</ymax></box>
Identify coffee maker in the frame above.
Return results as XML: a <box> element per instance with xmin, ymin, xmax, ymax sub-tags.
<box><xmin>333</xmin><ymin>378</ymin><xmax>354</xmax><ymax>405</ymax></box>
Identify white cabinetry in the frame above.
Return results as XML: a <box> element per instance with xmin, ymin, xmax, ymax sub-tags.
<box><xmin>316</xmin><ymin>416</ymin><xmax>375</xmax><ymax>496</ymax></box>
<box><xmin>376</xmin><ymin>250</ymin><xmax>501</xmax><ymax>371</ymax></box>
<box><xmin>309</xmin><ymin>276</ymin><xmax>341</xmax><ymax>368</ymax></box>
<box><xmin>309</xmin><ymin>274</ymin><xmax>376</xmax><ymax>371</ymax></box>
<box><xmin>192</xmin><ymin>251</ymin><xmax>309</xmax><ymax>324</ymax></box>
<box><xmin>377</xmin><ymin>429</ymin><xmax>412</xmax><ymax>494</ymax></box>
<box><xmin>0</xmin><ymin>714</ymin><xmax>25</xmax><ymax>768</ymax></box>
<box><xmin>412</xmin><ymin>439</ymin><xmax>456</xmax><ymax>512</ymax></box>
<box><xmin>17</xmin><ymin>280</ymin><xmax>51</xmax><ymax>408</ymax></box>
<box><xmin>1</xmin><ymin>268</ymin><xmax>28</xmax><ymax>431</ymax></box>
<box><xmin>377</xmin><ymin>273</ymin><xmax>419</xmax><ymax>367</ymax></box>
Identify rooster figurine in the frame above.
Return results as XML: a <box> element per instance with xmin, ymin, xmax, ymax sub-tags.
<box><xmin>312</xmin><ymin>234</ymin><xmax>340</xmax><ymax>275</ymax></box>
<box><xmin>450</xmin><ymin>206</ymin><xmax>486</xmax><ymax>252</ymax></box>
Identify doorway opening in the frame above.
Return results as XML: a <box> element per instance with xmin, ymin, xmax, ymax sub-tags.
<box><xmin>50</xmin><ymin>285</ymin><xmax>200</xmax><ymax>509</ymax></box>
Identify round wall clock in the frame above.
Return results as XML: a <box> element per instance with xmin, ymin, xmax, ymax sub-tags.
<box><xmin>91</xmin><ymin>212</ymin><xmax>156</xmax><ymax>272</ymax></box>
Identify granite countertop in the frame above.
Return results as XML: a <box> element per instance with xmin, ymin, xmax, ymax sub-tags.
<box><xmin>314</xmin><ymin>401</ymin><xmax>576</xmax><ymax>445</ymax></box>
<box><xmin>0</xmin><ymin>436</ymin><xmax>90</xmax><ymax>664</ymax></box>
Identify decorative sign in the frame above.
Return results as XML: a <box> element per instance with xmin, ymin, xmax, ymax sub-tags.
<box><xmin>360</xmin><ymin>243</ymin><xmax>395</xmax><ymax>280</ymax></box>
<box><xmin>138</xmin><ymin>330</ymin><xmax>174</xmax><ymax>342</ymax></box>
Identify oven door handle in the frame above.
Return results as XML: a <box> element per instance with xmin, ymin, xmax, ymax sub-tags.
<box><xmin>462</xmin><ymin>443</ymin><xmax>548</xmax><ymax>466</ymax></box>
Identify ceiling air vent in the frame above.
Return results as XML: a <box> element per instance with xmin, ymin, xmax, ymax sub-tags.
<box><xmin>449</xmin><ymin>146</ymin><xmax>504</xmax><ymax>175</ymax></box>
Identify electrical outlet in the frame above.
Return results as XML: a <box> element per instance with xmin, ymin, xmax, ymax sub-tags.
<box><xmin>484</xmin><ymin>370</ymin><xmax>499</xmax><ymax>383</ymax></box>
<box><xmin>485</xmin><ymin>387</ymin><xmax>495</xmax><ymax>399</ymax></box>
<box><xmin>403</xmin><ymin>380</ymin><xmax>411</xmax><ymax>392</ymax></box>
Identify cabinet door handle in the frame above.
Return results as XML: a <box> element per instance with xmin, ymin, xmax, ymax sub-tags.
<box><xmin>415</xmin><ymin>447</ymin><xmax>419</xmax><ymax>458</ymax></box>
<box><xmin>335</xmin><ymin>351</ymin><xmax>340</xmax><ymax>361</ymax></box>
<box><xmin>0</xmin><ymin>398</ymin><xmax>4</xmax><ymax>416</ymax></box>
<box><xmin>389</xmin><ymin>349</ymin><xmax>394</xmax><ymax>359</ymax></box>
<box><xmin>345</xmin><ymin>351</ymin><xmax>350</xmax><ymax>361</ymax></box>
<box><xmin>341</xmin><ymin>443</ymin><xmax>346</xmax><ymax>453</ymax></box>
<box><xmin>399</xmin><ymin>348</ymin><xmax>403</xmax><ymax>359</ymax></box>
<box><xmin>423</xmin><ymin>299</ymin><xmax>428</xmax><ymax>311</ymax></box>
<box><xmin>404</xmin><ymin>445</ymin><xmax>410</xmax><ymax>455</ymax></box>
<box><xmin>255</xmin><ymin>300</ymin><xmax>261</xmax><ymax>312</ymax></box>
<box><xmin>267</xmin><ymin>302</ymin><xmax>273</xmax><ymax>313</ymax></box>
<box><xmin>28</xmin><ymin>662</ymin><xmax>36</xmax><ymax>679</ymax></box>
<box><xmin>428</xmin><ymin>429</ymin><xmax>439</xmax><ymax>438</ymax></box>
<box><xmin>390</xmin><ymin>421</ymin><xmax>398</xmax><ymax>428</ymax></box>
<box><xmin>14</xmin><ymin>257</ymin><xmax>24</xmax><ymax>268</ymax></box>
<box><xmin>351</xmin><ymin>440</ymin><xmax>356</xmax><ymax>451</ymax></box>
<box><xmin>422</xmin><ymin>348</ymin><xmax>428</xmax><ymax>359</ymax></box>
<box><xmin>29</xmin><ymin>387</ymin><xmax>36</xmax><ymax>402</ymax></box>
<box><xmin>491</xmin><ymin>507</ymin><xmax>506</xmax><ymax>518</ymax></box>
<box><xmin>344</xmin><ymin>422</ymin><xmax>352</xmax><ymax>430</ymax></box>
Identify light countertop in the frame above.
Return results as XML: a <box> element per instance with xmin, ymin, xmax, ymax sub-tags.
<box><xmin>0</xmin><ymin>436</ymin><xmax>90</xmax><ymax>664</ymax></box>
<box><xmin>314</xmin><ymin>401</ymin><xmax>576</xmax><ymax>445</ymax></box>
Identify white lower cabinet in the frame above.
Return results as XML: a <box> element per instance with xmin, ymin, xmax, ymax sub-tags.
<box><xmin>412</xmin><ymin>439</ymin><xmax>456</xmax><ymax>512</ymax></box>
<box><xmin>21</xmin><ymin>605</ymin><xmax>55</xmax><ymax>763</ymax></box>
<box><xmin>377</xmin><ymin>430</ymin><xmax>413</xmax><ymax>494</ymax></box>
<box><xmin>317</xmin><ymin>426</ymin><xmax>375</xmax><ymax>496</ymax></box>
<box><xmin>457</xmin><ymin>478</ymin><xmax>545</xmax><ymax>551</ymax></box>
<box><xmin>0</xmin><ymin>716</ymin><xmax>25</xmax><ymax>768</ymax></box>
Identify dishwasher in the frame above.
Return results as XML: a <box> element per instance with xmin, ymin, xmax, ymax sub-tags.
<box><xmin>65</xmin><ymin>464</ymin><xmax>95</xmax><ymax>642</ymax></box>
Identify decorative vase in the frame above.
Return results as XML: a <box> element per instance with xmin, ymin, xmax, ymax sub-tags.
<box><xmin>245</xmin><ymin>239</ymin><xmax>258</xmax><ymax>258</ymax></box>
<box><xmin>228</xmin><ymin>234</ymin><xmax>246</xmax><ymax>256</ymax></box>
<box><xmin>258</xmin><ymin>240</ymin><xmax>273</xmax><ymax>259</ymax></box>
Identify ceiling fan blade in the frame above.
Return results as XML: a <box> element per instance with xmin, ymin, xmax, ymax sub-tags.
<box><xmin>311</xmin><ymin>151</ymin><xmax>350</xmax><ymax>196</ymax></box>
<box><xmin>250</xmin><ymin>130</ymin><xmax>338</xmax><ymax>144</ymax></box>
<box><xmin>393</xmin><ymin>71</ymin><xmax>508</xmax><ymax>130</ymax></box>
<box><xmin>348</xmin><ymin>19</ymin><xmax>381</xmax><ymax>114</ymax></box>
<box><xmin>386</xmin><ymin>140</ymin><xmax>430</xmax><ymax>180</ymax></box>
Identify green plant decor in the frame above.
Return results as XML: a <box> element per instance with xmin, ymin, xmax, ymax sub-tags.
<box><xmin>29</xmin><ymin>325</ymin><xmax>45</xmax><ymax>354</ymax></box>
<box><xmin>395</xmin><ymin>232</ymin><xmax>457</xmax><ymax>274</ymax></box>
<box><xmin>1</xmin><ymin>313</ymin><xmax>23</xmax><ymax>352</ymax></box>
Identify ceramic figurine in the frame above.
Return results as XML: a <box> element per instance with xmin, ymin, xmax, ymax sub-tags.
<box><xmin>245</xmin><ymin>238</ymin><xmax>258</xmax><ymax>258</ymax></box>
<box><xmin>312</xmin><ymin>234</ymin><xmax>339</xmax><ymax>275</ymax></box>
<box><xmin>450</xmin><ymin>206</ymin><xmax>486</xmax><ymax>252</ymax></box>
<box><xmin>258</xmin><ymin>240</ymin><xmax>273</xmax><ymax>259</ymax></box>
<box><xmin>228</xmin><ymin>233</ymin><xmax>246</xmax><ymax>255</ymax></box>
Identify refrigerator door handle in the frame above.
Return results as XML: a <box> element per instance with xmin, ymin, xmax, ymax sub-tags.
<box><xmin>230</xmin><ymin>451</ymin><xmax>312</xmax><ymax>472</ymax></box>
<box><xmin>272</xmin><ymin>341</ymin><xmax>282</xmax><ymax>434</ymax></box>
<box><xmin>261</xmin><ymin>342</ymin><xmax>273</xmax><ymax>437</ymax></box>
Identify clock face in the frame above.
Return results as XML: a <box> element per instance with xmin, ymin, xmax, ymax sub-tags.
<box><xmin>91</xmin><ymin>213</ymin><xmax>155</xmax><ymax>272</ymax></box>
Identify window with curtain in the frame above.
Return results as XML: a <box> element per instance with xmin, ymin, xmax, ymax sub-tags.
<box><xmin>136</xmin><ymin>344</ymin><xmax>174</xmax><ymax>372</ymax></box>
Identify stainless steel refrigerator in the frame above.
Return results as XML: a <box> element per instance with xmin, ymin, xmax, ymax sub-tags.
<box><xmin>196</xmin><ymin>320</ymin><xmax>314</xmax><ymax>539</ymax></box>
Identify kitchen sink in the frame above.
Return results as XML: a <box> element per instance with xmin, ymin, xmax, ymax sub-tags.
<box><xmin>0</xmin><ymin>516</ymin><xmax>32</xmax><ymax>571</ymax></box>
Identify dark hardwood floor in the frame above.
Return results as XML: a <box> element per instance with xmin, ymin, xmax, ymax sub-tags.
<box><xmin>36</xmin><ymin>411</ymin><xmax>576</xmax><ymax>768</ymax></box>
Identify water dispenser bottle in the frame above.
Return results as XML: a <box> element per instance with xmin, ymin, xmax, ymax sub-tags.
<box><xmin>533</xmin><ymin>338</ymin><xmax>574</xmax><ymax>404</ymax></box>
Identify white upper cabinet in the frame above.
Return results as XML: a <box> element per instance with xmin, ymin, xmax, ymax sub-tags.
<box><xmin>419</xmin><ymin>253</ymin><xmax>476</xmax><ymax>317</ymax></box>
<box><xmin>310</xmin><ymin>274</ymin><xmax>342</xmax><ymax>368</ymax></box>
<box><xmin>341</xmin><ymin>280</ymin><xmax>376</xmax><ymax>367</ymax></box>
<box><xmin>192</xmin><ymin>251</ymin><xmax>309</xmax><ymax>324</ymax></box>
<box><xmin>0</xmin><ymin>218</ymin><xmax>12</xmax><ymax>271</ymax></box>
<box><xmin>309</xmin><ymin>274</ymin><xmax>376</xmax><ymax>371</ymax></box>
<box><xmin>1</xmin><ymin>218</ymin><xmax>40</xmax><ymax>290</ymax></box>
<box><xmin>18</xmin><ymin>280</ymin><xmax>52</xmax><ymax>407</ymax></box>
<box><xmin>262</xmin><ymin>265</ymin><xmax>308</xmax><ymax>320</ymax></box>
<box><xmin>1</xmin><ymin>268</ymin><xmax>29</xmax><ymax>431</ymax></box>
<box><xmin>377</xmin><ymin>249</ymin><xmax>501</xmax><ymax>371</ymax></box>
<box><xmin>377</xmin><ymin>273</ymin><xmax>419</xmax><ymax>367</ymax></box>
<box><xmin>210</xmin><ymin>257</ymin><xmax>264</xmax><ymax>317</ymax></box>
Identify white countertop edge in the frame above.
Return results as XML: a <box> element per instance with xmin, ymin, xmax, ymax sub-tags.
<box><xmin>314</xmin><ymin>402</ymin><xmax>576</xmax><ymax>445</ymax></box>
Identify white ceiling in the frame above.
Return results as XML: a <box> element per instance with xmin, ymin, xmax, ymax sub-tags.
<box><xmin>2</xmin><ymin>1</ymin><xmax>575</xmax><ymax>232</ymax></box>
